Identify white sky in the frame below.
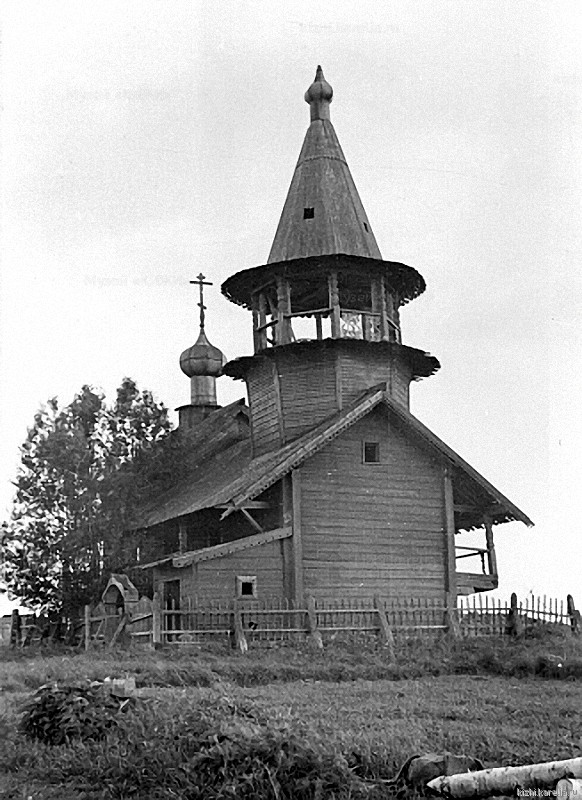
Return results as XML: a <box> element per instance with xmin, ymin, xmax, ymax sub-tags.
<box><xmin>1</xmin><ymin>1</ymin><xmax>581</xmax><ymax>614</ymax></box>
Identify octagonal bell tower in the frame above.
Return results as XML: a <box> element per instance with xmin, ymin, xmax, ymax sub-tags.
<box><xmin>222</xmin><ymin>67</ymin><xmax>439</xmax><ymax>456</ymax></box>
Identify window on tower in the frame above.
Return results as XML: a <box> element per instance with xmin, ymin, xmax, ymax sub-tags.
<box><xmin>303</xmin><ymin>207</ymin><xmax>314</xmax><ymax>219</ymax></box>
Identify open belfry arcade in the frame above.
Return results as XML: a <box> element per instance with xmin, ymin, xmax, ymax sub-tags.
<box><xmin>135</xmin><ymin>66</ymin><xmax>532</xmax><ymax>613</ymax></box>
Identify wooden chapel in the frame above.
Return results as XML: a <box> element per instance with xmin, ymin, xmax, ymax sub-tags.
<box><xmin>135</xmin><ymin>67</ymin><xmax>532</xmax><ymax>611</ymax></box>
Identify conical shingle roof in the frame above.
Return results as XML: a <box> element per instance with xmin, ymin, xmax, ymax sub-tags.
<box><xmin>267</xmin><ymin>66</ymin><xmax>382</xmax><ymax>263</ymax></box>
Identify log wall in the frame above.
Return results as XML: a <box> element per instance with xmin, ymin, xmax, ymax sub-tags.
<box><xmin>339</xmin><ymin>348</ymin><xmax>411</xmax><ymax>408</ymax></box>
<box><xmin>244</xmin><ymin>342</ymin><xmax>414</xmax><ymax>453</ymax></box>
<box><xmin>299</xmin><ymin>407</ymin><xmax>446</xmax><ymax>600</ymax></box>
<box><xmin>277</xmin><ymin>350</ymin><xmax>338</xmax><ymax>440</ymax></box>
<box><xmin>246</xmin><ymin>359</ymin><xmax>283</xmax><ymax>456</ymax></box>
<box><xmin>153</xmin><ymin>539</ymin><xmax>286</xmax><ymax>604</ymax></box>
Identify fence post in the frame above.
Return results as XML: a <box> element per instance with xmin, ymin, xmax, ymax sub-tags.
<box><xmin>374</xmin><ymin>594</ymin><xmax>395</xmax><ymax>664</ymax></box>
<box><xmin>152</xmin><ymin>592</ymin><xmax>162</xmax><ymax>649</ymax></box>
<box><xmin>306</xmin><ymin>594</ymin><xmax>323</xmax><ymax>650</ymax></box>
<box><xmin>567</xmin><ymin>595</ymin><xmax>581</xmax><ymax>635</ymax></box>
<box><xmin>84</xmin><ymin>604</ymin><xmax>91</xmax><ymax>651</ymax></box>
<box><xmin>233</xmin><ymin>600</ymin><xmax>248</xmax><ymax>654</ymax></box>
<box><xmin>445</xmin><ymin>592</ymin><xmax>460</xmax><ymax>639</ymax></box>
<box><xmin>9</xmin><ymin>609</ymin><xmax>21</xmax><ymax>648</ymax></box>
<box><xmin>505</xmin><ymin>592</ymin><xmax>523</xmax><ymax>637</ymax></box>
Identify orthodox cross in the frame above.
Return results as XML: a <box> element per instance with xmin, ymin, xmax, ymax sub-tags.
<box><xmin>190</xmin><ymin>273</ymin><xmax>213</xmax><ymax>330</ymax></box>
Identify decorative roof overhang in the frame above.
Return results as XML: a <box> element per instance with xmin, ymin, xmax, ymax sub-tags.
<box><xmin>223</xmin><ymin>338</ymin><xmax>440</xmax><ymax>382</ymax></box>
<box><xmin>221</xmin><ymin>253</ymin><xmax>426</xmax><ymax>312</ymax></box>
<box><xmin>139</xmin><ymin>525</ymin><xmax>292</xmax><ymax>571</ymax></box>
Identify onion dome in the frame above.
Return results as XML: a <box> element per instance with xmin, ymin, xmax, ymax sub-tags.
<box><xmin>304</xmin><ymin>65</ymin><xmax>333</xmax><ymax>121</ymax></box>
<box><xmin>180</xmin><ymin>328</ymin><xmax>225</xmax><ymax>378</ymax></box>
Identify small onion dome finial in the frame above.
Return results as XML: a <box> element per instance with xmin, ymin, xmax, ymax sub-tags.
<box><xmin>304</xmin><ymin>65</ymin><xmax>333</xmax><ymax>122</ymax></box>
<box><xmin>180</xmin><ymin>328</ymin><xmax>225</xmax><ymax>378</ymax></box>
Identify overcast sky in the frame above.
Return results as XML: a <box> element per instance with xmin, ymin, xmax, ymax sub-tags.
<box><xmin>1</xmin><ymin>1</ymin><xmax>581</xmax><ymax>614</ymax></box>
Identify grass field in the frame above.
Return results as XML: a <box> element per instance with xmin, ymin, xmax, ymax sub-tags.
<box><xmin>1</xmin><ymin>632</ymin><xmax>581</xmax><ymax>799</ymax></box>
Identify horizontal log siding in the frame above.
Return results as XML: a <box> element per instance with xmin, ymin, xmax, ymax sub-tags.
<box><xmin>299</xmin><ymin>408</ymin><xmax>446</xmax><ymax>600</ymax></box>
<box><xmin>246</xmin><ymin>360</ymin><xmax>282</xmax><ymax>456</ymax></box>
<box><xmin>153</xmin><ymin>540</ymin><xmax>285</xmax><ymax>604</ymax></box>
<box><xmin>339</xmin><ymin>349</ymin><xmax>411</xmax><ymax>408</ymax></box>
<box><xmin>277</xmin><ymin>351</ymin><xmax>338</xmax><ymax>440</ymax></box>
<box><xmin>186</xmin><ymin>540</ymin><xmax>285</xmax><ymax>601</ymax></box>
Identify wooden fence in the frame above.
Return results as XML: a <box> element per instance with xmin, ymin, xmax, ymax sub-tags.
<box><xmin>4</xmin><ymin>592</ymin><xmax>580</xmax><ymax>651</ymax></box>
<box><xmin>458</xmin><ymin>592</ymin><xmax>580</xmax><ymax>637</ymax></box>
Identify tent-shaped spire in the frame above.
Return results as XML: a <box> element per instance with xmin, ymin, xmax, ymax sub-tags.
<box><xmin>267</xmin><ymin>66</ymin><xmax>382</xmax><ymax>264</ymax></box>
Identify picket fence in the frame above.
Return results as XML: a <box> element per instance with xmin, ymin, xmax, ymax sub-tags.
<box><xmin>5</xmin><ymin>592</ymin><xmax>580</xmax><ymax>651</ymax></box>
<box><xmin>87</xmin><ymin>591</ymin><xmax>580</xmax><ymax>652</ymax></box>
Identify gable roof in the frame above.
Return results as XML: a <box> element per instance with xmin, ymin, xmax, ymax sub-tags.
<box><xmin>137</xmin><ymin>383</ymin><xmax>532</xmax><ymax>531</ymax></box>
<box><xmin>134</xmin><ymin>399</ymin><xmax>251</xmax><ymax>528</ymax></box>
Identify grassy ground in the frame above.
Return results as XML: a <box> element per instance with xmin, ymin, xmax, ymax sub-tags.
<box><xmin>1</xmin><ymin>631</ymin><xmax>581</xmax><ymax>799</ymax></box>
<box><xmin>1</xmin><ymin>626</ymin><xmax>581</xmax><ymax>691</ymax></box>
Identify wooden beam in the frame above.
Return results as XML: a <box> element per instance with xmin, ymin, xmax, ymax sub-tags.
<box><xmin>306</xmin><ymin>594</ymin><xmax>323</xmax><ymax>650</ymax></box>
<box><xmin>178</xmin><ymin>520</ymin><xmax>187</xmax><ymax>554</ymax></box>
<box><xmin>281</xmin><ymin>475</ymin><xmax>294</xmax><ymax>600</ymax></box>
<box><xmin>454</xmin><ymin>504</ymin><xmax>482</xmax><ymax>514</ymax></box>
<box><xmin>484</xmin><ymin>515</ymin><xmax>497</xmax><ymax>576</ymax></box>
<box><xmin>335</xmin><ymin>350</ymin><xmax>343</xmax><ymax>410</ymax></box>
<box><xmin>272</xmin><ymin>363</ymin><xmax>286</xmax><ymax>444</ymax></box>
<box><xmin>454</xmin><ymin>503</ymin><xmax>504</xmax><ymax>516</ymax></box>
<box><xmin>151</xmin><ymin>592</ymin><xmax>162</xmax><ymax>649</ymax></box>
<box><xmin>109</xmin><ymin>615</ymin><xmax>128</xmax><ymax>648</ymax></box>
<box><xmin>328</xmin><ymin>271</ymin><xmax>341</xmax><ymax>338</ymax></box>
<box><xmin>292</xmin><ymin>468</ymin><xmax>304</xmax><ymax>605</ymax></box>
<box><xmin>276</xmin><ymin>274</ymin><xmax>291</xmax><ymax>344</ymax></box>
<box><xmin>215</xmin><ymin>501</ymin><xmax>271</xmax><ymax>510</ymax></box>
<box><xmin>374</xmin><ymin>594</ymin><xmax>395</xmax><ymax>663</ymax></box>
<box><xmin>252</xmin><ymin>308</ymin><xmax>260</xmax><ymax>353</ymax></box>
<box><xmin>443</xmin><ymin>466</ymin><xmax>458</xmax><ymax>603</ymax></box>
<box><xmin>258</xmin><ymin>292</ymin><xmax>268</xmax><ymax>350</ymax></box>
<box><xmin>173</xmin><ymin>526</ymin><xmax>292</xmax><ymax>568</ymax></box>
<box><xmin>233</xmin><ymin>600</ymin><xmax>248</xmax><ymax>654</ymax></box>
<box><xmin>240</xmin><ymin>507</ymin><xmax>264</xmax><ymax>534</ymax></box>
<box><xmin>378</xmin><ymin>275</ymin><xmax>390</xmax><ymax>342</ymax></box>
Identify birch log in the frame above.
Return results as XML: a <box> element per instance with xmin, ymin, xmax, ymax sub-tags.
<box><xmin>427</xmin><ymin>756</ymin><xmax>582</xmax><ymax>797</ymax></box>
<box><xmin>556</xmin><ymin>778</ymin><xmax>582</xmax><ymax>798</ymax></box>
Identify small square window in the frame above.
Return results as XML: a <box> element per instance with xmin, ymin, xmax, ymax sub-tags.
<box><xmin>236</xmin><ymin>575</ymin><xmax>257</xmax><ymax>598</ymax></box>
<box><xmin>363</xmin><ymin>441</ymin><xmax>380</xmax><ymax>464</ymax></box>
<box><xmin>303</xmin><ymin>207</ymin><xmax>314</xmax><ymax>219</ymax></box>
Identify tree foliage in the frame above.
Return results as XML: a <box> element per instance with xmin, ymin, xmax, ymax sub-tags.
<box><xmin>1</xmin><ymin>378</ymin><xmax>180</xmax><ymax>616</ymax></box>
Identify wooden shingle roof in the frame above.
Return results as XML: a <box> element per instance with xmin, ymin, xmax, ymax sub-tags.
<box><xmin>268</xmin><ymin>66</ymin><xmax>382</xmax><ymax>263</ymax></box>
<box><xmin>137</xmin><ymin>385</ymin><xmax>532</xmax><ymax>531</ymax></box>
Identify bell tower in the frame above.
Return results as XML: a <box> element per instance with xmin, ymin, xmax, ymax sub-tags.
<box><xmin>222</xmin><ymin>67</ymin><xmax>439</xmax><ymax>456</ymax></box>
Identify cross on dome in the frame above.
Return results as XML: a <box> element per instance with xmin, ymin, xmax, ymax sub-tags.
<box><xmin>190</xmin><ymin>273</ymin><xmax>213</xmax><ymax>330</ymax></box>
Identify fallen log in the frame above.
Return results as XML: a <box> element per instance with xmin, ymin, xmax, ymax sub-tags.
<box><xmin>556</xmin><ymin>778</ymin><xmax>582</xmax><ymax>798</ymax></box>
<box><xmin>427</xmin><ymin>756</ymin><xmax>582</xmax><ymax>798</ymax></box>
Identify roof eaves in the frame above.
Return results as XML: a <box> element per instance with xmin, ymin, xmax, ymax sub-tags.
<box><xmin>173</xmin><ymin>525</ymin><xmax>292</xmax><ymax>568</ymax></box>
<box><xmin>380</xmin><ymin>396</ymin><xmax>534</xmax><ymax>527</ymax></box>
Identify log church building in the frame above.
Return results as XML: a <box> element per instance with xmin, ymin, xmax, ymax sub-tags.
<box><xmin>136</xmin><ymin>67</ymin><xmax>532</xmax><ymax>611</ymax></box>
